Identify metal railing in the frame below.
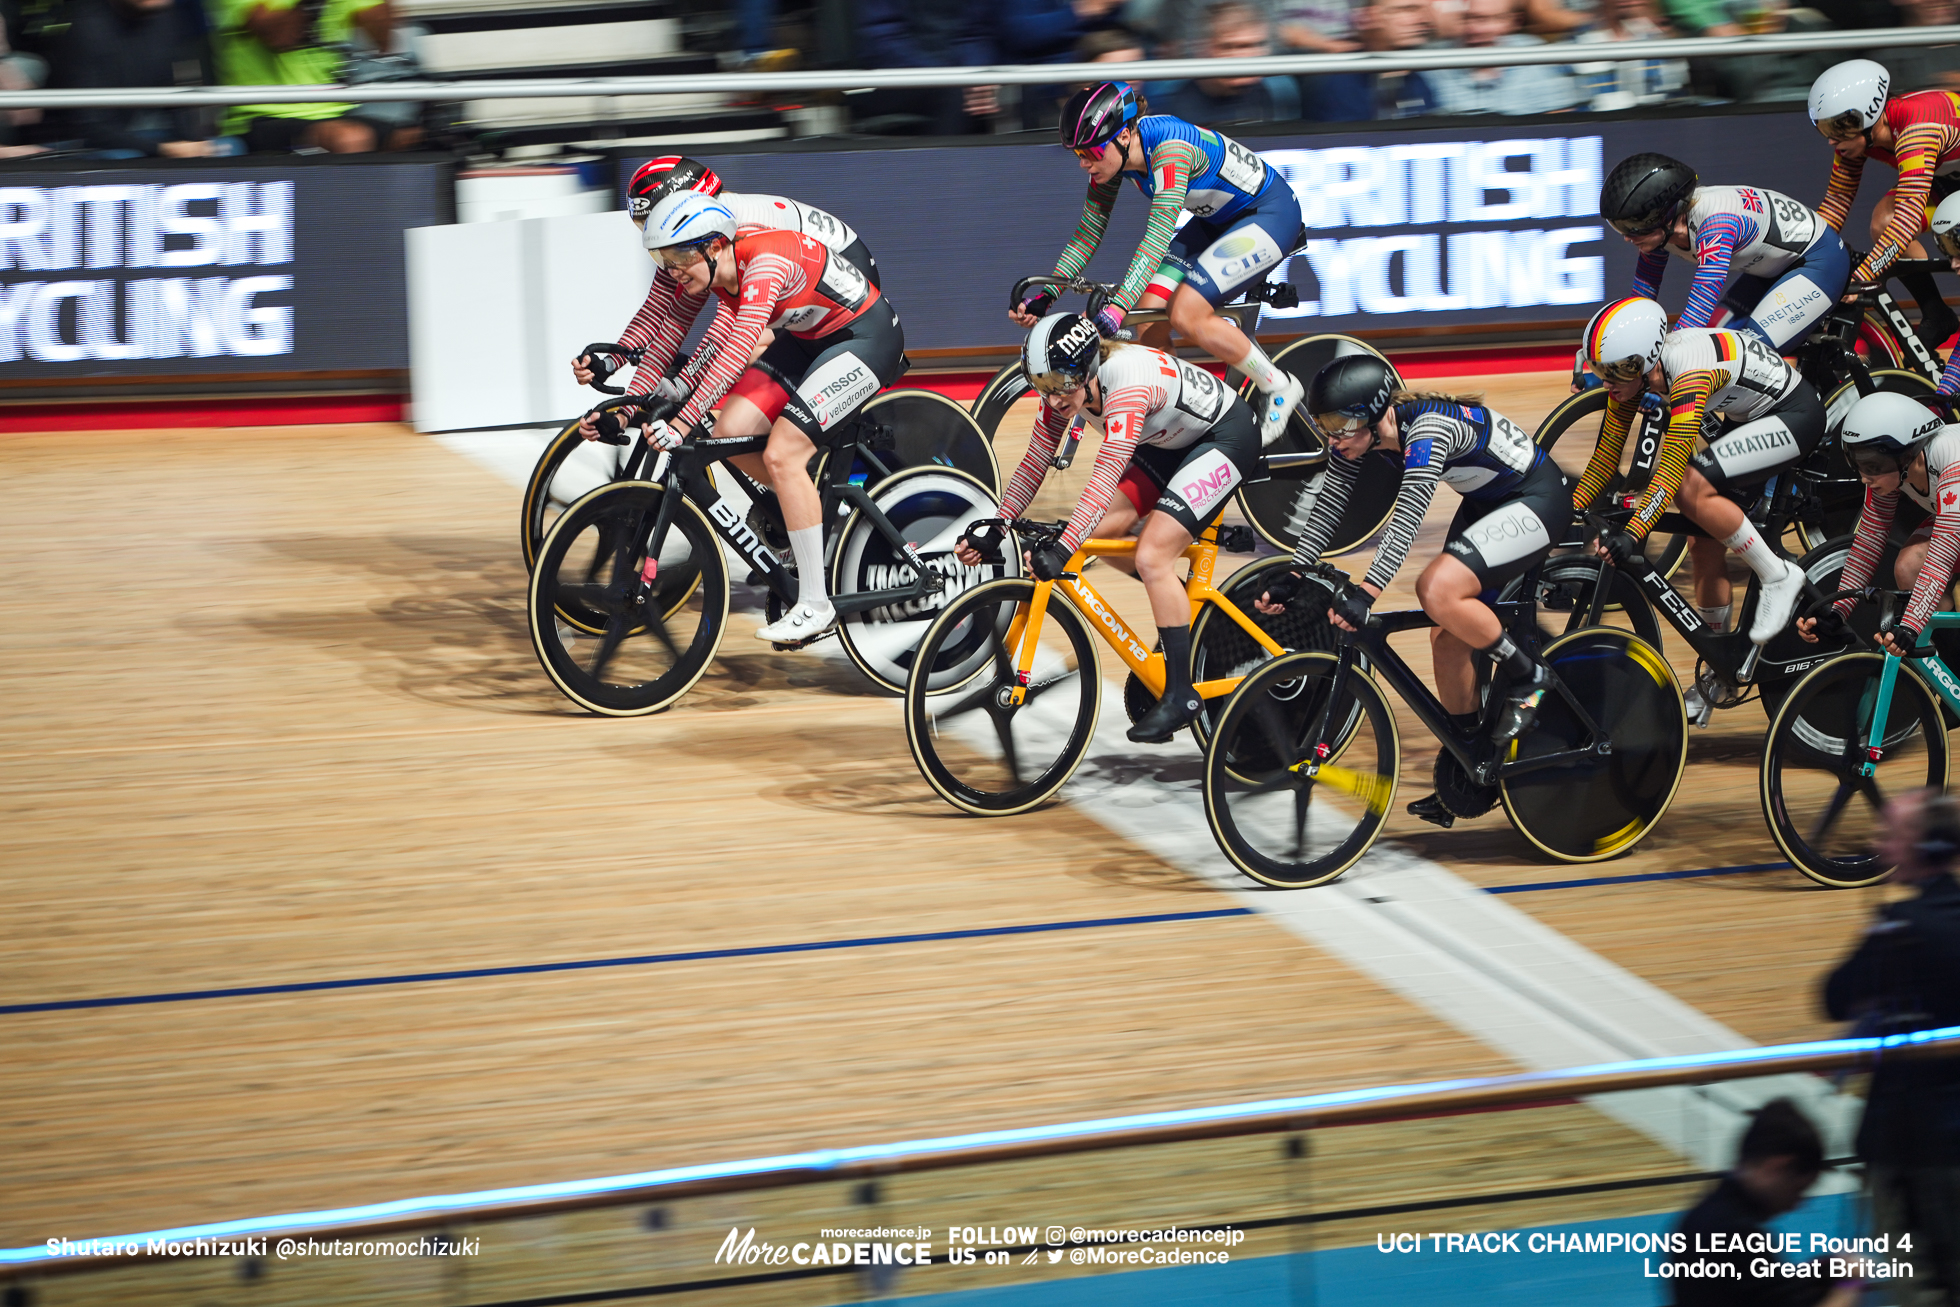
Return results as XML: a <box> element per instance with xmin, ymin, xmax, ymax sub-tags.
<box><xmin>5</xmin><ymin>1024</ymin><xmax>1955</xmax><ymax>1280</ymax></box>
<box><xmin>0</xmin><ymin>25</ymin><xmax>1956</xmax><ymax>109</ymax></box>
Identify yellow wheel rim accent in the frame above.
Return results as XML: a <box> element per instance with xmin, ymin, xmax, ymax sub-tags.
<box><xmin>1303</xmin><ymin>762</ymin><xmax>1395</xmax><ymax>815</ymax></box>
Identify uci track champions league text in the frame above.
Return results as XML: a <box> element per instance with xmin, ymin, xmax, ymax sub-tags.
<box><xmin>0</xmin><ymin>182</ymin><xmax>294</xmax><ymax>363</ymax></box>
<box><xmin>1258</xmin><ymin>136</ymin><xmax>1604</xmax><ymax>320</ymax></box>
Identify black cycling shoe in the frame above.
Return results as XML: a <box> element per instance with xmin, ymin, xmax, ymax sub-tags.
<box><xmin>1489</xmin><ymin>661</ymin><xmax>1555</xmax><ymax>745</ymax></box>
<box><xmin>1407</xmin><ymin>793</ymin><xmax>1455</xmax><ymax>828</ymax></box>
<box><xmin>1127</xmin><ymin>691</ymin><xmax>1202</xmax><ymax>744</ymax></box>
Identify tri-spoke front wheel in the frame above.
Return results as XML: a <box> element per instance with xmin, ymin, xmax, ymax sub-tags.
<box><xmin>903</xmin><ymin>578</ymin><xmax>1101</xmax><ymax>816</ymax></box>
<box><xmin>1761</xmin><ymin>652</ymin><xmax>1949</xmax><ymax>887</ymax></box>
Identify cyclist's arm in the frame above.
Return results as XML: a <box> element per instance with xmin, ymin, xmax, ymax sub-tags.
<box><xmin>1834</xmin><ymin>487</ymin><xmax>1900</xmax><ymax>615</ymax></box>
<box><xmin>616</xmin><ymin>271</ymin><xmax>710</xmax><ymax>391</ymax></box>
<box><xmin>1855</xmin><ymin>122</ymin><xmax>1960</xmax><ymax>284</ymax></box>
<box><xmin>997</xmin><ymin>403</ymin><xmax>1072</xmax><ymax>520</ymax></box>
<box><xmin>1052</xmin><ymin>177</ymin><xmax>1120</xmax><ymax>282</ymax></box>
<box><xmin>1816</xmin><ymin>153</ymin><xmax>1864</xmax><ymax>235</ymax></box>
<box><xmin>1624</xmin><ymin>371</ymin><xmax>1715</xmax><ymax>541</ymax></box>
<box><xmin>1903</xmin><ymin>467</ymin><xmax>1960</xmax><ymax>631</ymax></box>
<box><xmin>1287</xmin><ymin>451</ymin><xmax>1362</xmax><ymax>567</ymax></box>
<box><xmin>1940</xmin><ymin>348</ymin><xmax>1960</xmax><ymax>395</ymax></box>
<box><xmin>1679</xmin><ymin>215</ymin><xmax>1744</xmax><ymax>330</ymax></box>
<box><xmin>1630</xmin><ymin>249</ymin><xmax>1668</xmax><ymax>301</ymax></box>
<box><xmin>1056</xmin><ymin>382</ymin><xmax>1154</xmax><ymax>550</ymax></box>
<box><xmin>1360</xmin><ymin>429</ymin><xmax>1448</xmax><ymax>592</ymax></box>
<box><xmin>1570</xmin><ymin>394</ymin><xmax>1637</xmax><ymax>511</ymax></box>
<box><xmin>1109</xmin><ymin>137</ymin><xmax>1203</xmax><ymax>312</ymax></box>
<box><xmin>671</xmin><ymin>260</ymin><xmax>786</xmax><ymax>433</ymax></box>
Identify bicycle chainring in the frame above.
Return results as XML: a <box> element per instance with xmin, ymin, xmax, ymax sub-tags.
<box><xmin>1433</xmin><ymin>749</ymin><xmax>1499</xmax><ymax>820</ymax></box>
<box><xmin>1695</xmin><ymin>660</ymin><xmax>1744</xmax><ymax>710</ymax></box>
<box><xmin>1122</xmin><ymin>671</ymin><xmax>1158</xmax><ymax>725</ymax></box>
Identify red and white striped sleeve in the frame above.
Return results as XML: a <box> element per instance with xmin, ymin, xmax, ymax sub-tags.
<box><xmin>1834</xmin><ymin>487</ymin><xmax>1900</xmax><ymax>615</ymax></box>
<box><xmin>616</xmin><ymin>270</ymin><xmax>710</xmax><ymax>393</ymax></box>
<box><xmin>1058</xmin><ymin>380</ymin><xmax>1157</xmax><ymax>552</ymax></box>
<box><xmin>671</xmin><ymin>255</ymin><xmax>790</xmax><ymax>433</ymax></box>
<box><xmin>998</xmin><ymin>402</ymin><xmax>1072</xmax><ymax>520</ymax></box>
<box><xmin>1905</xmin><ymin>468</ymin><xmax>1960</xmax><ymax>631</ymax></box>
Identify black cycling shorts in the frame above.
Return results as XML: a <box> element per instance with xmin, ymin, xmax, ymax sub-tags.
<box><xmin>839</xmin><ymin>237</ymin><xmax>881</xmax><ymax>290</ymax></box>
<box><xmin>1124</xmin><ymin>398</ymin><xmax>1262</xmax><ymax>537</ymax></box>
<box><xmin>733</xmin><ymin>300</ymin><xmax>908</xmax><ymax>441</ymax></box>
<box><xmin>1442</xmin><ymin>458</ymin><xmax>1572</xmax><ymax>588</ymax></box>
<box><xmin>1689</xmin><ymin>382</ymin><xmax>1825</xmax><ymax>495</ymax></box>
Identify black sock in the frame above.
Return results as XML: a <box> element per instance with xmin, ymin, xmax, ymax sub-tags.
<box><xmin>1160</xmin><ymin>625</ymin><xmax>1195</xmax><ymax>704</ymax></box>
<box><xmin>1899</xmin><ymin>268</ymin><xmax>1957</xmax><ymax>337</ymax></box>
<box><xmin>1481</xmin><ymin>633</ymin><xmax>1537</xmax><ymax>681</ymax></box>
<box><xmin>1449</xmin><ymin>710</ymin><xmax>1482</xmax><ymax>733</ymax></box>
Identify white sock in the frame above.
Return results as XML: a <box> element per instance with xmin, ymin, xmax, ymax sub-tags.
<box><xmin>1698</xmin><ymin>603</ymin><xmax>1732</xmax><ymax>633</ymax></box>
<box><xmin>1238</xmin><ymin>343</ymin><xmax>1286</xmax><ymax>393</ymax></box>
<box><xmin>788</xmin><ymin>525</ymin><xmax>828</xmax><ymax>607</ymax></box>
<box><xmin>1721</xmin><ymin>522</ymin><xmax>1787</xmax><ymax>582</ymax></box>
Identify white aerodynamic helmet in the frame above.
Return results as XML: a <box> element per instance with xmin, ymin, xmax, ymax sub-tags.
<box><xmin>1840</xmin><ymin>390</ymin><xmax>1943</xmax><ymax>472</ymax></box>
<box><xmin>1581</xmin><ymin>297</ymin><xmax>1669</xmax><ymax>383</ymax></box>
<box><xmin>1932</xmin><ymin>191</ymin><xmax>1960</xmax><ymax>259</ymax></box>
<box><xmin>1809</xmin><ymin>60</ymin><xmax>1890</xmax><ymax>137</ymax></box>
<box><xmin>641</xmin><ymin>191</ymin><xmax>738</xmax><ymax>264</ymax></box>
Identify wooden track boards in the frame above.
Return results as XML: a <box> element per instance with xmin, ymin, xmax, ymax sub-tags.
<box><xmin>0</xmin><ymin>386</ymin><xmax>1895</xmax><ymax>1257</ymax></box>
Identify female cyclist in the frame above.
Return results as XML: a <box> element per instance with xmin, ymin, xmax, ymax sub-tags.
<box><xmin>954</xmin><ymin>312</ymin><xmax>1263</xmax><ymax>745</ymax></box>
<box><xmin>1929</xmin><ymin>191</ymin><xmax>1960</xmax><ymax>395</ymax></box>
<box><xmin>1252</xmin><ymin>355</ymin><xmax>1572</xmax><ymax>826</ymax></box>
<box><xmin>1600</xmin><ymin>152</ymin><xmax>1850</xmax><ymax>349</ymax></box>
<box><xmin>637</xmin><ymin>191</ymin><xmax>907</xmax><ymax>644</ymax></box>
<box><xmin>1575</xmin><ymin>298</ymin><xmax>1816</xmax><ymax>708</ymax></box>
<box><xmin>1799</xmin><ymin>391</ymin><xmax>1959</xmax><ymax>657</ymax></box>
<box><xmin>1008</xmin><ymin>81</ymin><xmax>1307</xmax><ymax>447</ymax></box>
<box><xmin>570</xmin><ymin>156</ymin><xmax>878</xmax><ymax>399</ymax></box>
<box><xmin>1809</xmin><ymin>59</ymin><xmax>1960</xmax><ymax>351</ymax></box>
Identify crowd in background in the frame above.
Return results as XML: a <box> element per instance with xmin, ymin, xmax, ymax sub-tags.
<box><xmin>0</xmin><ymin>0</ymin><xmax>1951</xmax><ymax>156</ymax></box>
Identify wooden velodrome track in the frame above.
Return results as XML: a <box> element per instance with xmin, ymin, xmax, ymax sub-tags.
<box><xmin>0</xmin><ymin>369</ymin><xmax>1907</xmax><ymax>1273</ymax></box>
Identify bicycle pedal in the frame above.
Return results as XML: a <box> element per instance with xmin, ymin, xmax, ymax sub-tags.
<box><xmin>772</xmin><ymin>629</ymin><xmax>838</xmax><ymax>652</ymax></box>
<box><xmin>1407</xmin><ymin>794</ymin><xmax>1455</xmax><ymax>828</ymax></box>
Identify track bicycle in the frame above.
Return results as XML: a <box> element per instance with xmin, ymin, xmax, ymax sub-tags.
<box><xmin>973</xmin><ymin>275</ymin><xmax>1406</xmax><ymax>557</ymax></box>
<box><xmin>1202</xmin><ymin>562</ymin><xmax>1688</xmax><ymax>888</ymax></box>
<box><xmin>1760</xmin><ymin>592</ymin><xmax>1957</xmax><ymax>887</ymax></box>
<box><xmin>528</xmin><ymin>400</ymin><xmax>1013</xmax><ymax>714</ymax></box>
<box><xmin>902</xmin><ymin>477</ymin><xmax>1326</xmax><ymax>817</ymax></box>
<box><xmin>519</xmin><ymin>342</ymin><xmax>1001</xmax><ymax>571</ymax></box>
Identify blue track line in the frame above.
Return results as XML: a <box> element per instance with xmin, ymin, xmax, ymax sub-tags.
<box><xmin>0</xmin><ymin>909</ymin><xmax>1255</xmax><ymax>1016</ymax></box>
<box><xmin>1486</xmin><ymin>861</ymin><xmax>1793</xmax><ymax>894</ymax></box>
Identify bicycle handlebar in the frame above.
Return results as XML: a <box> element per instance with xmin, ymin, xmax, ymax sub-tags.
<box><xmin>587</xmin><ymin>392</ymin><xmax>682</xmax><ymax>446</ymax></box>
<box><xmin>576</xmin><ymin>342</ymin><xmax>649</xmax><ymax>396</ymax></box>
<box><xmin>1010</xmin><ymin>274</ymin><xmax>1118</xmax><ymax>319</ymax></box>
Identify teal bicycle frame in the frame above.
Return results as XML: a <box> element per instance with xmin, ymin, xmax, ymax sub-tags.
<box><xmin>1857</xmin><ymin>612</ymin><xmax>1960</xmax><ymax>778</ymax></box>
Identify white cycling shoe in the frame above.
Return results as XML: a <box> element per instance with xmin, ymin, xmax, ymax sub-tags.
<box><xmin>1260</xmin><ymin>374</ymin><xmax>1306</xmax><ymax>448</ymax></box>
<box><xmin>1749</xmin><ymin>559</ymin><xmax>1805</xmax><ymax>645</ymax></box>
<box><xmin>756</xmin><ymin>598</ymin><xmax>837</xmax><ymax>643</ymax></box>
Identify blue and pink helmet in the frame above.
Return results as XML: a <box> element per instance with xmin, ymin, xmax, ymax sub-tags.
<box><xmin>1059</xmin><ymin>82</ymin><xmax>1141</xmax><ymax>152</ymax></box>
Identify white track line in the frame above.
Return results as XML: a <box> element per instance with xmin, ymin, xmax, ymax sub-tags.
<box><xmin>443</xmin><ymin>430</ymin><xmax>1857</xmax><ymax>1172</ymax></box>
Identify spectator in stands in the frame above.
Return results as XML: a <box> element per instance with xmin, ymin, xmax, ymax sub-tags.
<box><xmin>1824</xmin><ymin>787</ymin><xmax>1960</xmax><ymax>1301</ymax></box>
<box><xmin>1570</xmin><ymin>0</ymin><xmax>1688</xmax><ymax>110</ymax></box>
<box><xmin>1426</xmin><ymin>0</ymin><xmax>1581</xmax><ymax>114</ymax></box>
<box><xmin>1658</xmin><ymin>0</ymin><xmax>1742</xmax><ymax>37</ymax></box>
<box><xmin>1698</xmin><ymin>0</ymin><xmax>1833</xmax><ymax>101</ymax></box>
<box><xmin>856</xmin><ymin>0</ymin><xmax>998</xmax><ymax>134</ymax></box>
<box><xmin>1079</xmin><ymin>24</ymin><xmax>1149</xmax><ymax>68</ymax></box>
<box><xmin>211</xmin><ymin>0</ymin><xmax>419</xmax><ymax>152</ymax></box>
<box><xmin>1162</xmin><ymin>0</ymin><xmax>1301</xmax><ymax>123</ymax></box>
<box><xmin>1300</xmin><ymin>0</ymin><xmax>1439</xmax><ymax>119</ymax></box>
<box><xmin>46</xmin><ymin>0</ymin><xmax>237</xmax><ymax>156</ymax></box>
<box><xmin>1664</xmin><ymin>1099</ymin><xmax>1862</xmax><ymax>1307</ymax></box>
<box><xmin>0</xmin><ymin>8</ymin><xmax>45</xmax><ymax>154</ymax></box>
<box><xmin>1876</xmin><ymin>0</ymin><xmax>1960</xmax><ymax>95</ymax></box>
<box><xmin>1276</xmin><ymin>0</ymin><xmax>1362</xmax><ymax>51</ymax></box>
<box><xmin>1000</xmin><ymin>0</ymin><xmax>1126</xmax><ymax>128</ymax></box>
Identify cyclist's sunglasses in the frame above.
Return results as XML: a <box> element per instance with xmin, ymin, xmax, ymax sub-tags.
<box><xmin>1028</xmin><ymin>368</ymin><xmax>1089</xmax><ymax>397</ymax></box>
<box><xmin>652</xmin><ymin>242</ymin><xmax>712</xmax><ymax>271</ymax></box>
<box><xmin>1848</xmin><ymin>448</ymin><xmax>1910</xmax><ymax>476</ymax></box>
<box><xmin>1936</xmin><ymin>226</ymin><xmax>1960</xmax><ymax>260</ymax></box>
<box><xmin>1607</xmin><ymin>215</ymin><xmax>1667</xmax><ymax>239</ymax></box>
<box><xmin>1593</xmin><ymin>356</ymin><xmax>1648</xmax><ymax>384</ymax></box>
<box><xmin>1818</xmin><ymin>113</ymin><xmax>1868</xmax><ymax>144</ymax></box>
<box><xmin>1073</xmin><ymin>144</ymin><xmax>1108</xmax><ymax>163</ymax></box>
<box><xmin>1311</xmin><ymin>411</ymin><xmax>1373</xmax><ymax>440</ymax></box>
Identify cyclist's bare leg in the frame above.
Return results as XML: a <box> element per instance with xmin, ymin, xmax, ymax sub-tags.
<box><xmin>761</xmin><ymin>419</ymin><xmax>822</xmax><ymax>533</ymax></box>
<box><xmin>1167</xmin><ymin>282</ymin><xmax>1258</xmax><ymax>375</ymax></box>
<box><xmin>1132</xmin><ymin>289</ymin><xmax>1173</xmax><ymax>351</ymax></box>
<box><xmin>1687</xmin><ymin>534</ymin><xmax>1734</xmax><ymax>611</ymax></box>
<box><xmin>1415</xmin><ymin>553</ymin><xmax>1499</xmax><ymax>716</ymax></box>
<box><xmin>1090</xmin><ymin>498</ymin><xmax>1142</xmax><ymax>576</ymax></box>
<box><xmin>713</xmin><ymin>394</ymin><xmax>773</xmax><ymax>489</ymax></box>
<box><xmin>1134</xmin><ymin>512</ymin><xmax>1197</xmax><ymax>628</ymax></box>
<box><xmin>1898</xmin><ymin>538</ymin><xmax>1931</xmax><ymax>589</ymax></box>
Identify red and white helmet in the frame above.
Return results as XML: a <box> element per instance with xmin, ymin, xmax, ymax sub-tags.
<box><xmin>626</xmin><ymin>156</ymin><xmax>723</xmax><ymax>222</ymax></box>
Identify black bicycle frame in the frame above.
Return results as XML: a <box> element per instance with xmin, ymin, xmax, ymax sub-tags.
<box><xmin>1314</xmin><ymin>586</ymin><xmax>1611</xmax><ymax>788</ymax></box>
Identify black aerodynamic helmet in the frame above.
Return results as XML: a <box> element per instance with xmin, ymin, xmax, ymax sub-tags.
<box><xmin>1600</xmin><ymin>153</ymin><xmax>1697</xmax><ymax>238</ymax></box>
<box><xmin>1058</xmin><ymin>81</ymin><xmax>1141</xmax><ymax>152</ymax></box>
<box><xmin>1022</xmin><ymin>312</ymin><xmax>1103</xmax><ymax>395</ymax></box>
<box><xmin>1307</xmin><ymin>353</ymin><xmax>1398</xmax><ymax>441</ymax></box>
